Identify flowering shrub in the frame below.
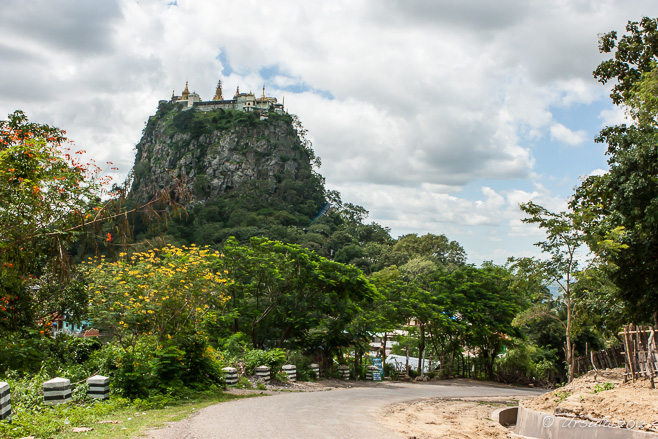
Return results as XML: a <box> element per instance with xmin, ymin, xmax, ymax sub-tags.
<box><xmin>83</xmin><ymin>244</ymin><xmax>229</xmax><ymax>345</ymax></box>
<box><xmin>81</xmin><ymin>245</ymin><xmax>230</xmax><ymax>395</ymax></box>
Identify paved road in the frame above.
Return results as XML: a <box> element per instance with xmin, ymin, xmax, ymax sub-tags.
<box><xmin>147</xmin><ymin>381</ymin><xmax>545</xmax><ymax>439</ymax></box>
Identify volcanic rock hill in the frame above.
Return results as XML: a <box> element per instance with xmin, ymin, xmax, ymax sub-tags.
<box><xmin>129</xmin><ymin>101</ymin><xmax>320</xmax><ymax>207</ymax></box>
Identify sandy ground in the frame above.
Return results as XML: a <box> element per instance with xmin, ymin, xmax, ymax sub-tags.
<box><xmin>523</xmin><ymin>368</ymin><xmax>658</xmax><ymax>433</ymax></box>
<box><xmin>376</xmin><ymin>369</ymin><xmax>658</xmax><ymax>439</ymax></box>
<box><xmin>377</xmin><ymin>369</ymin><xmax>658</xmax><ymax>438</ymax></box>
<box><xmin>379</xmin><ymin>396</ymin><xmax>529</xmax><ymax>439</ymax></box>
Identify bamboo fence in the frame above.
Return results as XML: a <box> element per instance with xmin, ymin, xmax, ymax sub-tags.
<box><xmin>573</xmin><ymin>346</ymin><xmax>625</xmax><ymax>376</ymax></box>
<box><xmin>619</xmin><ymin>324</ymin><xmax>657</xmax><ymax>386</ymax></box>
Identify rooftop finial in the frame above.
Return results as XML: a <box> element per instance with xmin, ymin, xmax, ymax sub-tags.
<box><xmin>213</xmin><ymin>79</ymin><xmax>223</xmax><ymax>101</ymax></box>
<box><xmin>262</xmin><ymin>85</ymin><xmax>265</xmax><ymax>99</ymax></box>
<box><xmin>235</xmin><ymin>85</ymin><xmax>240</xmax><ymax>97</ymax></box>
<box><xmin>182</xmin><ymin>81</ymin><xmax>190</xmax><ymax>99</ymax></box>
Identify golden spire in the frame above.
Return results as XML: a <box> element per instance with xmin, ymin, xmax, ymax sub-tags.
<box><xmin>213</xmin><ymin>79</ymin><xmax>223</xmax><ymax>101</ymax></box>
<box><xmin>171</xmin><ymin>89</ymin><xmax>175</xmax><ymax>100</ymax></box>
<box><xmin>262</xmin><ymin>85</ymin><xmax>265</xmax><ymax>99</ymax></box>
<box><xmin>182</xmin><ymin>81</ymin><xmax>190</xmax><ymax>99</ymax></box>
<box><xmin>235</xmin><ymin>85</ymin><xmax>240</xmax><ymax>97</ymax></box>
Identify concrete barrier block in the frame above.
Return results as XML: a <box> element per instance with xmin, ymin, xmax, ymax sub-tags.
<box><xmin>43</xmin><ymin>377</ymin><xmax>71</xmax><ymax>405</ymax></box>
<box><xmin>515</xmin><ymin>403</ymin><xmax>656</xmax><ymax>439</ymax></box>
<box><xmin>282</xmin><ymin>364</ymin><xmax>296</xmax><ymax>382</ymax></box>
<box><xmin>0</xmin><ymin>381</ymin><xmax>10</xmax><ymax>422</ymax></box>
<box><xmin>255</xmin><ymin>365</ymin><xmax>270</xmax><ymax>383</ymax></box>
<box><xmin>87</xmin><ymin>375</ymin><xmax>110</xmax><ymax>400</ymax></box>
<box><xmin>338</xmin><ymin>364</ymin><xmax>350</xmax><ymax>380</ymax></box>
<box><xmin>310</xmin><ymin>363</ymin><xmax>320</xmax><ymax>379</ymax></box>
<box><xmin>366</xmin><ymin>365</ymin><xmax>381</xmax><ymax>381</ymax></box>
<box><xmin>222</xmin><ymin>367</ymin><xmax>238</xmax><ymax>386</ymax></box>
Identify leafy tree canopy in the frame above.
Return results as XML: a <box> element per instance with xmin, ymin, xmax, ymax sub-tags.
<box><xmin>574</xmin><ymin>17</ymin><xmax>658</xmax><ymax>325</ymax></box>
<box><xmin>594</xmin><ymin>17</ymin><xmax>658</xmax><ymax>105</ymax></box>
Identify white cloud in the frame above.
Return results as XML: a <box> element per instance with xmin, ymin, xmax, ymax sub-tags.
<box><xmin>599</xmin><ymin>106</ymin><xmax>631</xmax><ymax>127</ymax></box>
<box><xmin>550</xmin><ymin>122</ymin><xmax>588</xmax><ymax>146</ymax></box>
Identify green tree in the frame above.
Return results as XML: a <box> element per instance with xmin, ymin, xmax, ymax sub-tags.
<box><xmin>626</xmin><ymin>63</ymin><xmax>658</xmax><ymax>126</ymax></box>
<box><xmin>399</xmin><ymin>257</ymin><xmax>445</xmax><ymax>376</ymax></box>
<box><xmin>369</xmin><ymin>266</ymin><xmax>415</xmax><ymax>361</ymax></box>
<box><xmin>393</xmin><ymin>233</ymin><xmax>466</xmax><ymax>270</ymax></box>
<box><xmin>594</xmin><ymin>17</ymin><xmax>658</xmax><ymax>105</ymax></box>
<box><xmin>0</xmin><ymin>111</ymin><xmax>108</xmax><ymax>333</ymax></box>
<box><xmin>517</xmin><ymin>202</ymin><xmax>595</xmax><ymax>382</ymax></box>
<box><xmin>0</xmin><ymin>110</ymin><xmax>184</xmax><ymax>340</ymax></box>
<box><xmin>434</xmin><ymin>264</ymin><xmax>520</xmax><ymax>380</ymax></box>
<box><xmin>220</xmin><ymin>237</ymin><xmax>378</xmax><ymax>352</ymax></box>
<box><xmin>574</xmin><ymin>18</ymin><xmax>658</xmax><ymax>326</ymax></box>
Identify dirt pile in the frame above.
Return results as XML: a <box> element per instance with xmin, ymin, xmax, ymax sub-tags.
<box><xmin>524</xmin><ymin>368</ymin><xmax>658</xmax><ymax>432</ymax></box>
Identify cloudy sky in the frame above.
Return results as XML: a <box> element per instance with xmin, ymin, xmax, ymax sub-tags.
<box><xmin>1</xmin><ymin>0</ymin><xmax>656</xmax><ymax>264</ymax></box>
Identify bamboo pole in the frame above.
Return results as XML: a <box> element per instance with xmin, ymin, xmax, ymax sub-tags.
<box><xmin>623</xmin><ymin>324</ymin><xmax>635</xmax><ymax>382</ymax></box>
<box><xmin>647</xmin><ymin>328</ymin><xmax>656</xmax><ymax>389</ymax></box>
<box><xmin>590</xmin><ymin>350</ymin><xmax>598</xmax><ymax>381</ymax></box>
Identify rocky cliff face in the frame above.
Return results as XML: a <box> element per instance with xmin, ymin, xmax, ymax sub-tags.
<box><xmin>130</xmin><ymin>102</ymin><xmax>315</xmax><ymax>204</ymax></box>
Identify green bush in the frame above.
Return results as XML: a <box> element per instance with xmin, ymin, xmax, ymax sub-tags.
<box><xmin>273</xmin><ymin>370</ymin><xmax>289</xmax><ymax>383</ymax></box>
<box><xmin>243</xmin><ymin>348</ymin><xmax>286</xmax><ymax>375</ymax></box>
<box><xmin>79</xmin><ymin>333</ymin><xmax>224</xmax><ymax>399</ymax></box>
<box><xmin>220</xmin><ymin>332</ymin><xmax>250</xmax><ymax>356</ymax></box>
<box><xmin>383</xmin><ymin>362</ymin><xmax>400</xmax><ymax>380</ymax></box>
<box><xmin>0</xmin><ymin>333</ymin><xmax>103</xmax><ymax>376</ymax></box>
<box><xmin>234</xmin><ymin>377</ymin><xmax>253</xmax><ymax>389</ymax></box>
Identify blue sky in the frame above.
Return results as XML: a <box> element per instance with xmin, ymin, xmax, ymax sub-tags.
<box><xmin>0</xmin><ymin>0</ymin><xmax>655</xmax><ymax>265</ymax></box>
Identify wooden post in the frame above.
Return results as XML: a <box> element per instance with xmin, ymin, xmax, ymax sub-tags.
<box><xmin>623</xmin><ymin>325</ymin><xmax>635</xmax><ymax>382</ymax></box>
<box><xmin>590</xmin><ymin>351</ymin><xmax>598</xmax><ymax>381</ymax></box>
<box><xmin>405</xmin><ymin>344</ymin><xmax>410</xmax><ymax>377</ymax></box>
<box><xmin>647</xmin><ymin>327</ymin><xmax>656</xmax><ymax>389</ymax></box>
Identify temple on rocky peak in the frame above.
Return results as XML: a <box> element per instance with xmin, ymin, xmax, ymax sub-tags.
<box><xmin>169</xmin><ymin>79</ymin><xmax>285</xmax><ymax>115</ymax></box>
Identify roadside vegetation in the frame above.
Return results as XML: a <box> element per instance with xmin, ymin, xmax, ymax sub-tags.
<box><xmin>1</xmin><ymin>16</ymin><xmax>657</xmax><ymax>438</ymax></box>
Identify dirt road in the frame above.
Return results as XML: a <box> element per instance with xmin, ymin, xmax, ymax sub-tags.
<box><xmin>146</xmin><ymin>380</ymin><xmax>544</xmax><ymax>439</ymax></box>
